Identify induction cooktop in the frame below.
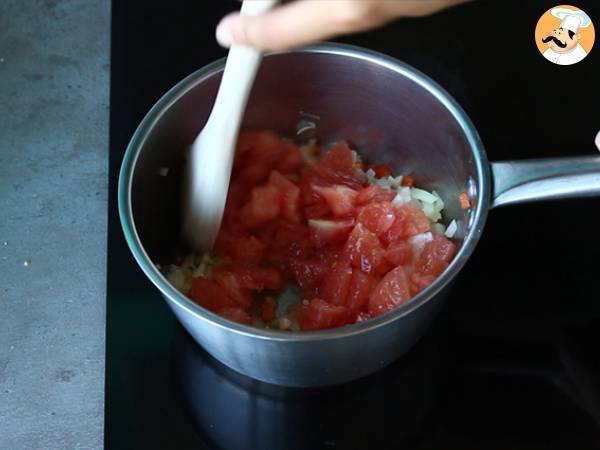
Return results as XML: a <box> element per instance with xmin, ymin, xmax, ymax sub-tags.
<box><xmin>106</xmin><ymin>1</ymin><xmax>600</xmax><ymax>448</ymax></box>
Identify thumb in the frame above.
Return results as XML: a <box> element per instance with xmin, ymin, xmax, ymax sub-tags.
<box><xmin>215</xmin><ymin>1</ymin><xmax>367</xmax><ymax>51</ymax></box>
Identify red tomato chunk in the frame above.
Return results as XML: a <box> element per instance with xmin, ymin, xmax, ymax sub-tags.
<box><xmin>178</xmin><ymin>131</ymin><xmax>458</xmax><ymax>330</ymax></box>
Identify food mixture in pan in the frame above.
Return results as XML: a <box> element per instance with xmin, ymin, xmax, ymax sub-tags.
<box><xmin>164</xmin><ymin>131</ymin><xmax>462</xmax><ymax>330</ymax></box>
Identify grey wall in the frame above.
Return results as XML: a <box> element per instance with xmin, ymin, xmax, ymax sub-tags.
<box><xmin>0</xmin><ymin>1</ymin><xmax>109</xmax><ymax>448</ymax></box>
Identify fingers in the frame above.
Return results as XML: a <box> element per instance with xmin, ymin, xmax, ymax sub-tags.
<box><xmin>215</xmin><ymin>0</ymin><xmax>385</xmax><ymax>51</ymax></box>
<box><xmin>393</xmin><ymin>0</ymin><xmax>471</xmax><ymax>17</ymax></box>
<box><xmin>215</xmin><ymin>0</ymin><xmax>471</xmax><ymax>51</ymax></box>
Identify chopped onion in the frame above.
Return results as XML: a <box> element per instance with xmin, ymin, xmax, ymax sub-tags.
<box><xmin>431</xmin><ymin>223</ymin><xmax>446</xmax><ymax>236</ymax></box>
<box><xmin>276</xmin><ymin>287</ymin><xmax>299</xmax><ymax>318</ymax></box>
<box><xmin>366</xmin><ymin>170</ymin><xmax>404</xmax><ymax>191</ymax></box>
<box><xmin>166</xmin><ymin>266</ymin><xmax>187</xmax><ymax>293</ymax></box>
<box><xmin>411</xmin><ymin>188</ymin><xmax>438</xmax><ymax>204</ymax></box>
<box><xmin>375</xmin><ymin>176</ymin><xmax>395</xmax><ymax>190</ymax></box>
<box><xmin>180</xmin><ymin>255</ymin><xmax>195</xmax><ymax>270</ymax></box>
<box><xmin>445</xmin><ymin>219</ymin><xmax>458</xmax><ymax>238</ymax></box>
<box><xmin>300</xmin><ymin>140</ymin><xmax>319</xmax><ymax>166</ymax></box>
<box><xmin>192</xmin><ymin>253</ymin><xmax>216</xmax><ymax>278</ymax></box>
<box><xmin>411</xmin><ymin>188</ymin><xmax>444</xmax><ymax>222</ymax></box>
<box><xmin>422</xmin><ymin>202</ymin><xmax>435</xmax><ymax>217</ymax></box>
<box><xmin>354</xmin><ymin>168</ymin><xmax>368</xmax><ymax>184</ymax></box>
<box><xmin>366</xmin><ymin>168</ymin><xmax>377</xmax><ymax>184</ymax></box>
<box><xmin>392</xmin><ymin>187</ymin><xmax>412</xmax><ymax>207</ymax></box>
<box><xmin>391</xmin><ymin>175</ymin><xmax>403</xmax><ymax>188</ymax></box>
<box><xmin>192</xmin><ymin>265</ymin><xmax>207</xmax><ymax>278</ymax></box>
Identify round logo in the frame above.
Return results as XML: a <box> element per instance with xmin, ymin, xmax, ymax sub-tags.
<box><xmin>535</xmin><ymin>5</ymin><xmax>595</xmax><ymax>65</ymax></box>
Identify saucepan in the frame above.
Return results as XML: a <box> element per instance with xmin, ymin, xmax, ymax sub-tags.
<box><xmin>119</xmin><ymin>44</ymin><xmax>600</xmax><ymax>387</ymax></box>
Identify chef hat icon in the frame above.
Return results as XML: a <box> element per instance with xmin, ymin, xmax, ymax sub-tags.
<box><xmin>551</xmin><ymin>7</ymin><xmax>592</xmax><ymax>33</ymax></box>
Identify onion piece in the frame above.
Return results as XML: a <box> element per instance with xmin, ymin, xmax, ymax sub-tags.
<box><xmin>411</xmin><ymin>188</ymin><xmax>444</xmax><ymax>222</ymax></box>
<box><xmin>431</xmin><ymin>223</ymin><xmax>446</xmax><ymax>236</ymax></box>
<box><xmin>276</xmin><ymin>287</ymin><xmax>299</xmax><ymax>318</ymax></box>
<box><xmin>192</xmin><ymin>253</ymin><xmax>216</xmax><ymax>278</ymax></box>
<box><xmin>445</xmin><ymin>219</ymin><xmax>458</xmax><ymax>238</ymax></box>
<box><xmin>411</xmin><ymin>188</ymin><xmax>438</xmax><ymax>204</ymax></box>
<box><xmin>366</xmin><ymin>168</ymin><xmax>377</xmax><ymax>184</ymax></box>
<box><xmin>392</xmin><ymin>187</ymin><xmax>412</xmax><ymax>207</ymax></box>
<box><xmin>375</xmin><ymin>176</ymin><xmax>395</xmax><ymax>190</ymax></box>
<box><xmin>166</xmin><ymin>266</ymin><xmax>188</xmax><ymax>294</ymax></box>
<box><xmin>300</xmin><ymin>140</ymin><xmax>319</xmax><ymax>166</ymax></box>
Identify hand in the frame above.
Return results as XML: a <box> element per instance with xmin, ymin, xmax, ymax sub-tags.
<box><xmin>216</xmin><ymin>0</ymin><xmax>469</xmax><ymax>51</ymax></box>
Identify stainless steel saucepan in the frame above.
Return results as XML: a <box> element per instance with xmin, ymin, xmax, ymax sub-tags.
<box><xmin>119</xmin><ymin>44</ymin><xmax>600</xmax><ymax>387</ymax></box>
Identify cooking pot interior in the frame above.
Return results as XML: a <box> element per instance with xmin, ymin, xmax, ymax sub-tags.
<box><xmin>130</xmin><ymin>50</ymin><xmax>480</xmax><ymax>264</ymax></box>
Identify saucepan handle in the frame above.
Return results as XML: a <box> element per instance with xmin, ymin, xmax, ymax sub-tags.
<box><xmin>490</xmin><ymin>156</ymin><xmax>600</xmax><ymax>208</ymax></box>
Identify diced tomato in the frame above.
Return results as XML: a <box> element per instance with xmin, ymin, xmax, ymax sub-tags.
<box><xmin>459</xmin><ymin>191</ymin><xmax>471</xmax><ymax>209</ymax></box>
<box><xmin>183</xmin><ymin>131</ymin><xmax>460</xmax><ymax>330</ymax></box>
<box><xmin>303</xmin><ymin>201</ymin><xmax>331</xmax><ymax>220</ymax></box>
<box><xmin>217</xmin><ymin>307</ymin><xmax>252</xmax><ymax>325</ymax></box>
<box><xmin>235</xmin><ymin>130</ymin><xmax>269</xmax><ymax>155</ymax></box>
<box><xmin>277</xmin><ymin>145</ymin><xmax>304</xmax><ymax>174</ymax></box>
<box><xmin>356</xmin><ymin>185</ymin><xmax>396</xmax><ymax>205</ymax></box>
<box><xmin>252</xmin><ymin>221</ymin><xmax>279</xmax><ymax>248</ymax></box>
<box><xmin>189</xmin><ymin>277</ymin><xmax>239</xmax><ymax>312</ymax></box>
<box><xmin>345</xmin><ymin>223</ymin><xmax>391</xmax><ymax>276</ymax></box>
<box><xmin>297</xmin><ymin>298</ymin><xmax>355</xmax><ymax>330</ymax></box>
<box><xmin>229</xmin><ymin>265</ymin><xmax>283</xmax><ymax>291</ymax></box>
<box><xmin>380</xmin><ymin>204</ymin><xmax>430</xmax><ymax>245</ymax></box>
<box><xmin>384</xmin><ymin>239</ymin><xmax>413</xmax><ymax>266</ymax></box>
<box><xmin>214</xmin><ymin>229</ymin><xmax>236</xmax><ymax>255</ymax></box>
<box><xmin>313</xmin><ymin>141</ymin><xmax>365</xmax><ymax>189</ymax></box>
<box><xmin>319</xmin><ymin>263</ymin><xmax>353</xmax><ymax>305</ymax></box>
<box><xmin>357</xmin><ymin>311</ymin><xmax>373</xmax><ymax>322</ymax></box>
<box><xmin>261</xmin><ymin>302</ymin><xmax>276</xmax><ymax>322</ymax></box>
<box><xmin>272</xmin><ymin>221</ymin><xmax>307</xmax><ymax>243</ymax></box>
<box><xmin>237</xmin><ymin>164</ymin><xmax>270</xmax><ymax>188</ymax></box>
<box><xmin>240</xmin><ymin>185</ymin><xmax>281</xmax><ymax>228</ymax></box>
<box><xmin>346</xmin><ymin>271</ymin><xmax>377</xmax><ymax>312</ymax></box>
<box><xmin>380</xmin><ymin>219</ymin><xmax>404</xmax><ymax>246</ymax></box>
<box><xmin>401</xmin><ymin>175</ymin><xmax>415</xmax><ymax>187</ymax></box>
<box><xmin>235</xmin><ymin>130</ymin><xmax>296</xmax><ymax>171</ymax></box>
<box><xmin>212</xmin><ymin>267</ymin><xmax>252</xmax><ymax>308</ymax></box>
<box><xmin>357</xmin><ymin>202</ymin><xmax>395</xmax><ymax>235</ymax></box>
<box><xmin>314</xmin><ymin>243</ymin><xmax>345</xmax><ymax>267</ymax></box>
<box><xmin>271</xmin><ymin>222</ymin><xmax>312</xmax><ymax>261</ymax></box>
<box><xmin>308</xmin><ymin>218</ymin><xmax>355</xmax><ymax>248</ymax></box>
<box><xmin>268</xmin><ymin>170</ymin><xmax>294</xmax><ymax>191</ymax></box>
<box><xmin>371</xmin><ymin>163</ymin><xmax>392</xmax><ymax>178</ymax></box>
<box><xmin>269</xmin><ymin>170</ymin><xmax>301</xmax><ymax>222</ymax></box>
<box><xmin>230</xmin><ymin>235</ymin><xmax>267</xmax><ymax>265</ymax></box>
<box><xmin>401</xmin><ymin>204</ymin><xmax>431</xmax><ymax>235</ymax></box>
<box><xmin>225</xmin><ymin>181</ymin><xmax>250</xmax><ymax>211</ymax></box>
<box><xmin>414</xmin><ymin>235</ymin><xmax>457</xmax><ymax>277</ymax></box>
<box><xmin>290</xmin><ymin>259</ymin><xmax>330</xmax><ymax>298</ymax></box>
<box><xmin>368</xmin><ymin>266</ymin><xmax>411</xmax><ymax>317</ymax></box>
<box><xmin>298</xmin><ymin>172</ymin><xmax>326</xmax><ymax>205</ymax></box>
<box><xmin>313</xmin><ymin>184</ymin><xmax>358</xmax><ymax>217</ymax></box>
<box><xmin>410</xmin><ymin>273</ymin><xmax>436</xmax><ymax>295</ymax></box>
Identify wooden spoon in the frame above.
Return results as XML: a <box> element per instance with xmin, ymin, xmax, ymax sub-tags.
<box><xmin>184</xmin><ymin>0</ymin><xmax>277</xmax><ymax>251</ymax></box>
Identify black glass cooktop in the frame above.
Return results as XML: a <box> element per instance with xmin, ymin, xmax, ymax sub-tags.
<box><xmin>106</xmin><ymin>1</ymin><xmax>600</xmax><ymax>448</ymax></box>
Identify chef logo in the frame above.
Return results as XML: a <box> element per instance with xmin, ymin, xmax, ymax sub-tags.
<box><xmin>535</xmin><ymin>5</ymin><xmax>595</xmax><ymax>65</ymax></box>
